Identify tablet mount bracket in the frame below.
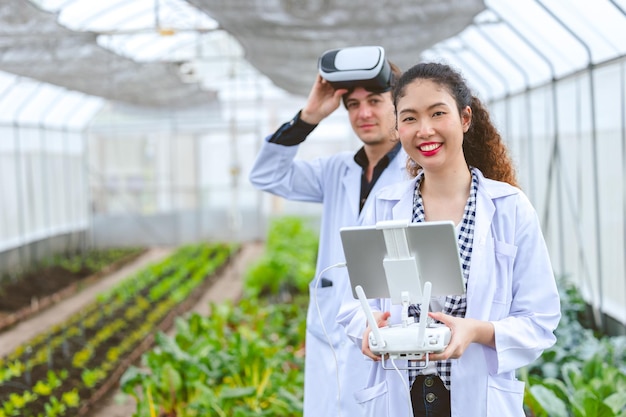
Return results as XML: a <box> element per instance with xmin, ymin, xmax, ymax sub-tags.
<box><xmin>356</xmin><ymin>220</ymin><xmax>451</xmax><ymax>370</ymax></box>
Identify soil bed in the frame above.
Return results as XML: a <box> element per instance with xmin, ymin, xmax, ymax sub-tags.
<box><xmin>0</xmin><ymin>249</ymin><xmax>145</xmax><ymax>331</ymax></box>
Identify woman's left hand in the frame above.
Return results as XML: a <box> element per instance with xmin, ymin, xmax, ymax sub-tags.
<box><xmin>426</xmin><ymin>312</ymin><xmax>495</xmax><ymax>361</ymax></box>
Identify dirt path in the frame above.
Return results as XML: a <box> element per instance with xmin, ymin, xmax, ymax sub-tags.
<box><xmin>85</xmin><ymin>241</ymin><xmax>265</xmax><ymax>417</ymax></box>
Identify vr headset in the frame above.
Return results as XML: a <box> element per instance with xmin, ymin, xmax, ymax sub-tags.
<box><xmin>318</xmin><ymin>46</ymin><xmax>392</xmax><ymax>92</ymax></box>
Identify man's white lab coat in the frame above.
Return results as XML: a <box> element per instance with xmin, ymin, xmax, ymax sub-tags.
<box><xmin>249</xmin><ymin>139</ymin><xmax>408</xmax><ymax>417</ymax></box>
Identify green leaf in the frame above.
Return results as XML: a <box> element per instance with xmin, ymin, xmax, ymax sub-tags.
<box><xmin>220</xmin><ymin>386</ymin><xmax>257</xmax><ymax>399</ymax></box>
<box><xmin>120</xmin><ymin>366</ymin><xmax>149</xmax><ymax>394</ymax></box>
<box><xmin>159</xmin><ymin>362</ymin><xmax>183</xmax><ymax>398</ymax></box>
<box><xmin>562</xmin><ymin>361</ymin><xmax>584</xmax><ymax>391</ymax></box>
<box><xmin>538</xmin><ymin>377</ymin><xmax>571</xmax><ymax>407</ymax></box>
<box><xmin>572</xmin><ymin>390</ymin><xmax>616</xmax><ymax>417</ymax></box>
<box><xmin>530</xmin><ymin>384</ymin><xmax>568</xmax><ymax>417</ymax></box>
<box><xmin>605</xmin><ymin>392</ymin><xmax>626</xmax><ymax>415</ymax></box>
<box><xmin>154</xmin><ymin>331</ymin><xmax>191</xmax><ymax>362</ymax></box>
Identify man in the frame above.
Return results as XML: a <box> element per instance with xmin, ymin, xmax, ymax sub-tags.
<box><xmin>249</xmin><ymin>47</ymin><xmax>406</xmax><ymax>416</ymax></box>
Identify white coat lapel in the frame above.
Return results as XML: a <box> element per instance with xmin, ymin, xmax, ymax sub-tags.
<box><xmin>465</xmin><ymin>182</ymin><xmax>496</xmax><ymax>319</ymax></box>
<box><xmin>342</xmin><ymin>159</ymin><xmax>362</xmax><ymax>221</ymax></box>
<box><xmin>372</xmin><ymin>177</ymin><xmax>416</xmax><ymax>221</ymax></box>
<box><xmin>391</xmin><ymin>180</ymin><xmax>416</xmax><ymax>221</ymax></box>
<box><xmin>464</xmin><ymin>171</ymin><xmax>516</xmax><ymax>319</ymax></box>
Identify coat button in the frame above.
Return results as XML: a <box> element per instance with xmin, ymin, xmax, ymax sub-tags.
<box><xmin>424</xmin><ymin>376</ymin><xmax>434</xmax><ymax>387</ymax></box>
<box><xmin>425</xmin><ymin>392</ymin><xmax>437</xmax><ymax>403</ymax></box>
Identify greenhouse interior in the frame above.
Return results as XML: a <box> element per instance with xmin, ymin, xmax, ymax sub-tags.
<box><xmin>1</xmin><ymin>0</ymin><xmax>626</xmax><ymax>416</ymax></box>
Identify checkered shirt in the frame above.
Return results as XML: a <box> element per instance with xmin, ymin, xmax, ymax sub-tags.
<box><xmin>407</xmin><ymin>168</ymin><xmax>478</xmax><ymax>389</ymax></box>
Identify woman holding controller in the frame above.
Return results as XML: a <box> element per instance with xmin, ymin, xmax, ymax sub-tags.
<box><xmin>337</xmin><ymin>62</ymin><xmax>561</xmax><ymax>417</ymax></box>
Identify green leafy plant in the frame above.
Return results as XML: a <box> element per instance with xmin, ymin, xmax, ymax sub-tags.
<box><xmin>42</xmin><ymin>396</ymin><xmax>66</xmax><ymax>417</ymax></box>
<box><xmin>4</xmin><ymin>391</ymin><xmax>37</xmax><ymax>415</ymax></box>
<box><xmin>60</xmin><ymin>389</ymin><xmax>80</xmax><ymax>409</ymax></box>
<box><xmin>81</xmin><ymin>368</ymin><xmax>107</xmax><ymax>389</ymax></box>
<box><xmin>522</xmin><ymin>276</ymin><xmax>626</xmax><ymax>416</ymax></box>
<box><xmin>32</xmin><ymin>370</ymin><xmax>66</xmax><ymax>397</ymax></box>
<box><xmin>244</xmin><ymin>216</ymin><xmax>318</xmax><ymax>299</ymax></box>
<box><xmin>121</xmin><ymin>299</ymin><xmax>306</xmax><ymax>417</ymax></box>
<box><xmin>72</xmin><ymin>347</ymin><xmax>94</xmax><ymax>369</ymax></box>
<box><xmin>0</xmin><ymin>359</ymin><xmax>24</xmax><ymax>383</ymax></box>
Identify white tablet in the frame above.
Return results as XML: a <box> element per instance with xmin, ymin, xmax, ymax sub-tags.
<box><xmin>339</xmin><ymin>220</ymin><xmax>465</xmax><ymax>302</ymax></box>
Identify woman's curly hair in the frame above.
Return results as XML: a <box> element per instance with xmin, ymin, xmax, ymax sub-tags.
<box><xmin>393</xmin><ymin>62</ymin><xmax>518</xmax><ymax>187</ymax></box>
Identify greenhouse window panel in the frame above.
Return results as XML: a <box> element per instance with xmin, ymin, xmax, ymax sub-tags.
<box><xmin>418</xmin><ymin>0</ymin><xmax>626</xmax><ymax>102</ymax></box>
<box><xmin>486</xmin><ymin>0</ymin><xmax>626</xmax><ymax>73</ymax></box>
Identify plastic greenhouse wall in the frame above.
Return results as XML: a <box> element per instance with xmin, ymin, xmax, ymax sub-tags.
<box><xmin>490</xmin><ymin>58</ymin><xmax>626</xmax><ymax>335</ymax></box>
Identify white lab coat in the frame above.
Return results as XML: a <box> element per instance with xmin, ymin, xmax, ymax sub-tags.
<box><xmin>249</xmin><ymin>138</ymin><xmax>409</xmax><ymax>417</ymax></box>
<box><xmin>337</xmin><ymin>169</ymin><xmax>561</xmax><ymax>417</ymax></box>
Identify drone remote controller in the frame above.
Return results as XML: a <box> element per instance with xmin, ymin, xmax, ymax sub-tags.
<box><xmin>343</xmin><ymin>220</ymin><xmax>464</xmax><ymax>370</ymax></box>
<box><xmin>368</xmin><ymin>322</ymin><xmax>450</xmax><ymax>360</ymax></box>
<box><xmin>356</xmin><ymin>282</ymin><xmax>450</xmax><ymax>368</ymax></box>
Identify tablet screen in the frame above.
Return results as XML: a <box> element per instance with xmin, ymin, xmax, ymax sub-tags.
<box><xmin>340</xmin><ymin>220</ymin><xmax>465</xmax><ymax>302</ymax></box>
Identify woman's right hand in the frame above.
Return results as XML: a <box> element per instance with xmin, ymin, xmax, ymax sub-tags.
<box><xmin>362</xmin><ymin>311</ymin><xmax>391</xmax><ymax>361</ymax></box>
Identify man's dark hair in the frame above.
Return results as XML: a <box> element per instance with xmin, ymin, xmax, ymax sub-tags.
<box><xmin>342</xmin><ymin>61</ymin><xmax>402</xmax><ymax>107</ymax></box>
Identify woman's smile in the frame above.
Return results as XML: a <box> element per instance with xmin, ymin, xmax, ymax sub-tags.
<box><xmin>419</xmin><ymin>142</ymin><xmax>442</xmax><ymax>155</ymax></box>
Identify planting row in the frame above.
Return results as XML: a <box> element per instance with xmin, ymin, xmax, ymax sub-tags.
<box><xmin>0</xmin><ymin>242</ymin><xmax>237</xmax><ymax>417</ymax></box>
<box><xmin>119</xmin><ymin>216</ymin><xmax>319</xmax><ymax>416</ymax></box>
<box><xmin>0</xmin><ymin>247</ymin><xmax>146</xmax><ymax>331</ymax></box>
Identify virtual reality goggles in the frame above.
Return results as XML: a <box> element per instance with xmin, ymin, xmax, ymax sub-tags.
<box><xmin>318</xmin><ymin>46</ymin><xmax>392</xmax><ymax>92</ymax></box>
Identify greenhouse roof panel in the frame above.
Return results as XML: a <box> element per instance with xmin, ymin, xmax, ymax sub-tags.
<box><xmin>0</xmin><ymin>0</ymin><xmax>621</xmax><ymax>124</ymax></box>
<box><xmin>0</xmin><ymin>0</ymin><xmax>217</xmax><ymax>108</ymax></box>
<box><xmin>420</xmin><ymin>0</ymin><xmax>626</xmax><ymax>101</ymax></box>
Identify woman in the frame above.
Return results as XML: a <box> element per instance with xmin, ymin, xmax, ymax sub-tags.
<box><xmin>337</xmin><ymin>62</ymin><xmax>561</xmax><ymax>416</ymax></box>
